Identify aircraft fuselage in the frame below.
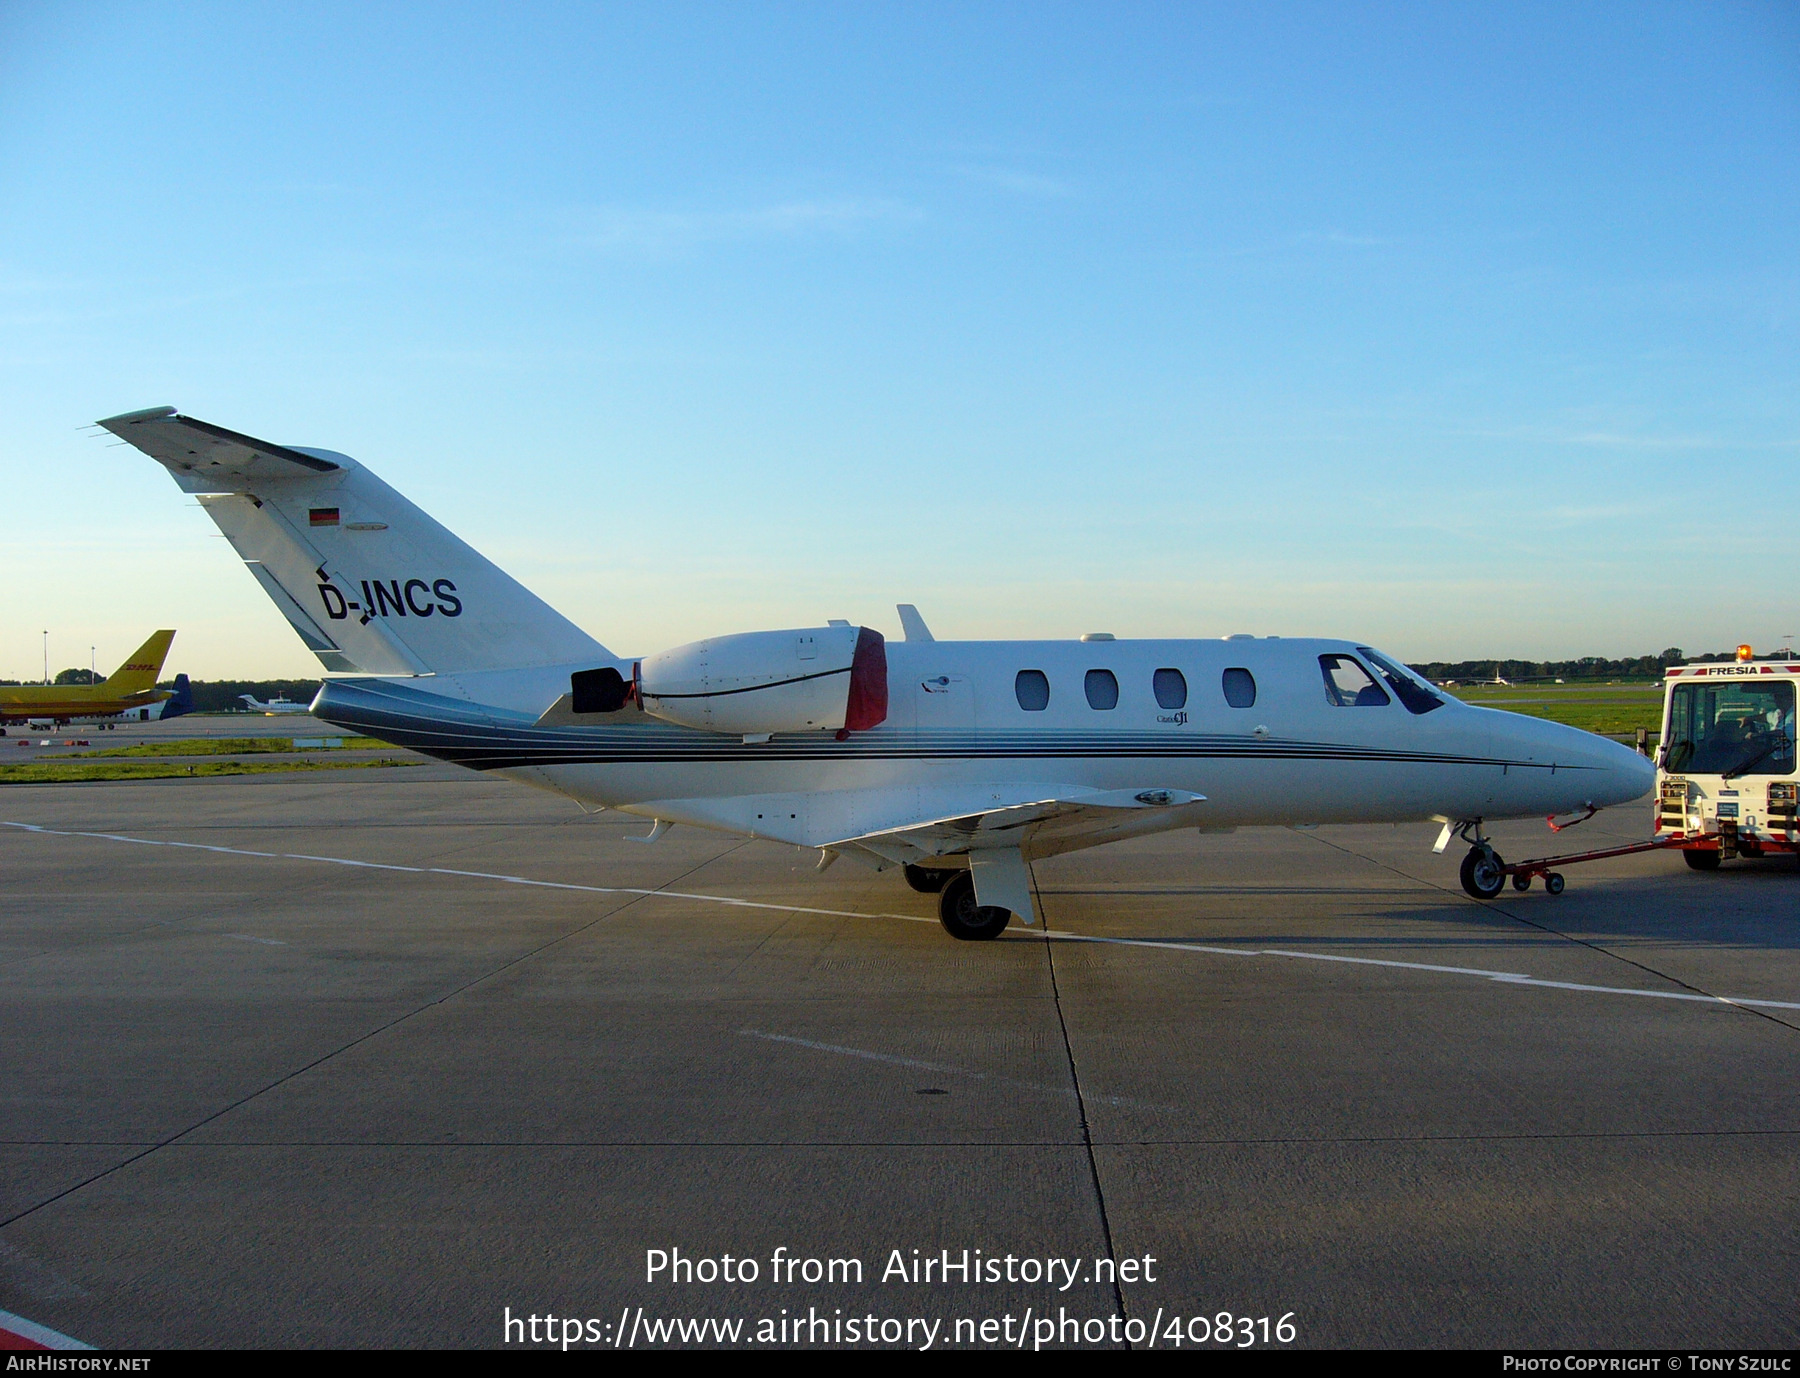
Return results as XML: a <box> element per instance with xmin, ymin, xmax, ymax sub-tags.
<box><xmin>312</xmin><ymin>634</ymin><xmax>1654</xmax><ymax>855</ymax></box>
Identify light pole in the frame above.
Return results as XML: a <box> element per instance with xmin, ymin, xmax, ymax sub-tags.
<box><xmin>42</xmin><ymin>631</ymin><xmax>48</xmax><ymax>685</ymax></box>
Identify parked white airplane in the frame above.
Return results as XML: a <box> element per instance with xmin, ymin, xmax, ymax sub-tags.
<box><xmin>103</xmin><ymin>407</ymin><xmax>1654</xmax><ymax>938</ymax></box>
<box><xmin>240</xmin><ymin>694</ymin><xmax>310</xmax><ymax>715</ymax></box>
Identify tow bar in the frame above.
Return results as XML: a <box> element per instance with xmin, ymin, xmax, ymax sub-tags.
<box><xmin>1496</xmin><ymin>832</ymin><xmax>1718</xmax><ymax>896</ymax></box>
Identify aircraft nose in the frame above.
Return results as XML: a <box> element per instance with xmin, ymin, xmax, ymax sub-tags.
<box><xmin>1533</xmin><ymin>718</ymin><xmax>1655</xmax><ymax>807</ymax></box>
<box><xmin>1485</xmin><ymin>710</ymin><xmax>1656</xmax><ymax>809</ymax></box>
<box><xmin>1586</xmin><ymin>733</ymin><xmax>1657</xmax><ymax>806</ymax></box>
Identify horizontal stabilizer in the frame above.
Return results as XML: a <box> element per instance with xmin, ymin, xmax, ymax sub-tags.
<box><xmin>99</xmin><ymin>407</ymin><xmax>341</xmax><ymax>483</ymax></box>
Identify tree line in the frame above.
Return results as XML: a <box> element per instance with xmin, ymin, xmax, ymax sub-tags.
<box><xmin>1412</xmin><ymin>648</ymin><xmax>1794</xmax><ymax>683</ymax></box>
<box><xmin>155</xmin><ymin>679</ymin><xmax>323</xmax><ymax>712</ymax></box>
<box><xmin>9</xmin><ymin>649</ymin><xmax>1781</xmax><ymax>702</ymax></box>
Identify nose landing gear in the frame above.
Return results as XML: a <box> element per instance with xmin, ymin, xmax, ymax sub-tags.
<box><xmin>1449</xmin><ymin>818</ymin><xmax>1712</xmax><ymax>898</ymax></box>
<box><xmin>1460</xmin><ymin>844</ymin><xmax>1507</xmax><ymax>899</ymax></box>
<box><xmin>1449</xmin><ymin>820</ymin><xmax>1508</xmax><ymax>899</ymax></box>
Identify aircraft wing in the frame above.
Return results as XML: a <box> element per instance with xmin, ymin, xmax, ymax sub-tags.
<box><xmin>98</xmin><ymin>407</ymin><xmax>342</xmax><ymax>485</ymax></box>
<box><xmin>844</xmin><ymin>786</ymin><xmax>1205</xmax><ymax>860</ymax></box>
<box><xmin>618</xmin><ymin>782</ymin><xmax>1207</xmax><ymax>863</ymax></box>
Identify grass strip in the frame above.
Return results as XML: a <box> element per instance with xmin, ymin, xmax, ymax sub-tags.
<box><xmin>0</xmin><ymin>758</ymin><xmax>421</xmax><ymax>785</ymax></box>
<box><xmin>62</xmin><ymin>735</ymin><xmax>388</xmax><ymax>759</ymax></box>
<box><xmin>1460</xmin><ymin>702</ymin><xmax>1663</xmax><ymax>736</ymax></box>
<box><xmin>1443</xmin><ymin>684</ymin><xmax>1666</xmax><ymax>736</ymax></box>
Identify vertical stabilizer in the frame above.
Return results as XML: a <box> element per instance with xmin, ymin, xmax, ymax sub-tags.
<box><xmin>101</xmin><ymin>409</ymin><xmax>609</xmax><ymax>675</ymax></box>
<box><xmin>102</xmin><ymin>630</ymin><xmax>175</xmax><ymax>694</ymax></box>
<box><xmin>160</xmin><ymin>674</ymin><xmax>194</xmax><ymax>721</ymax></box>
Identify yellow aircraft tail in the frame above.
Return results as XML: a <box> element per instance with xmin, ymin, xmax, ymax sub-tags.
<box><xmin>101</xmin><ymin>630</ymin><xmax>176</xmax><ymax>695</ymax></box>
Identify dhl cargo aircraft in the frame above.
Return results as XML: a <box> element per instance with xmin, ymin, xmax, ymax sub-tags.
<box><xmin>105</xmin><ymin>406</ymin><xmax>1654</xmax><ymax>939</ymax></box>
<box><xmin>0</xmin><ymin>631</ymin><xmax>192</xmax><ymax>733</ymax></box>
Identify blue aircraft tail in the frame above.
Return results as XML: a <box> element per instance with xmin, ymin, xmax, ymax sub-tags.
<box><xmin>160</xmin><ymin>674</ymin><xmax>194</xmax><ymax>721</ymax></box>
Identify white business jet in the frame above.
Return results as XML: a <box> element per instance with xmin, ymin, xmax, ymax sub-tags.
<box><xmin>103</xmin><ymin>407</ymin><xmax>1653</xmax><ymax>939</ymax></box>
<box><xmin>240</xmin><ymin>694</ymin><xmax>310</xmax><ymax>715</ymax></box>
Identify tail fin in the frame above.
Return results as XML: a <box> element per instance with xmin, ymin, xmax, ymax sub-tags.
<box><xmin>103</xmin><ymin>630</ymin><xmax>175</xmax><ymax>694</ymax></box>
<box><xmin>161</xmin><ymin>674</ymin><xmax>194</xmax><ymax>721</ymax></box>
<box><xmin>100</xmin><ymin>407</ymin><xmax>608</xmax><ymax>676</ymax></box>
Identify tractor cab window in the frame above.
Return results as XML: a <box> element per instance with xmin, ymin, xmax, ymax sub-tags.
<box><xmin>1320</xmin><ymin>655</ymin><xmax>1390</xmax><ymax>707</ymax></box>
<box><xmin>1665</xmin><ymin>680</ymin><xmax>1796</xmax><ymax>777</ymax></box>
<box><xmin>1357</xmin><ymin>647</ymin><xmax>1444</xmax><ymax>715</ymax></box>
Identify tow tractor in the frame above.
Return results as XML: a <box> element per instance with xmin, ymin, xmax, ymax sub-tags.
<box><xmin>1455</xmin><ymin>644</ymin><xmax>1798</xmax><ymax>898</ymax></box>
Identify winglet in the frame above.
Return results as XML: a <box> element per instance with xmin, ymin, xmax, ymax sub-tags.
<box><xmin>897</xmin><ymin>604</ymin><xmax>935</xmax><ymax>642</ymax></box>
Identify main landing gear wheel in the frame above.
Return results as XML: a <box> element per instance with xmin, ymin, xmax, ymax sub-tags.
<box><xmin>1683</xmin><ymin>849</ymin><xmax>1721</xmax><ymax>872</ymax></box>
<box><xmin>937</xmin><ymin>872</ymin><xmax>1012</xmax><ymax>941</ymax></box>
<box><xmin>903</xmin><ymin>863</ymin><xmax>956</xmax><ymax>894</ymax></box>
<box><xmin>1460</xmin><ymin>845</ymin><xmax>1506</xmax><ymax>899</ymax></box>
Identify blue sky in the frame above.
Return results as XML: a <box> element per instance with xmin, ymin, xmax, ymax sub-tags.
<box><xmin>1</xmin><ymin>1</ymin><xmax>1795</xmax><ymax>679</ymax></box>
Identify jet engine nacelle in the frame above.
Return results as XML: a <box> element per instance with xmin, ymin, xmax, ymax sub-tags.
<box><xmin>638</xmin><ymin>624</ymin><xmax>888</xmax><ymax>736</ymax></box>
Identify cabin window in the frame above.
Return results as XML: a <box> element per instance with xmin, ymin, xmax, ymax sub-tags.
<box><xmin>1085</xmin><ymin>668</ymin><xmax>1119</xmax><ymax>710</ymax></box>
<box><xmin>1015</xmin><ymin>670</ymin><xmax>1050</xmax><ymax>711</ymax></box>
<box><xmin>1357</xmin><ymin>647</ymin><xmax>1444</xmax><ymax>715</ymax></box>
<box><xmin>1665</xmin><ymin>680</ymin><xmax>1795</xmax><ymax>776</ymax></box>
<box><xmin>1320</xmin><ymin>655</ymin><xmax>1390</xmax><ymax>707</ymax></box>
<box><xmin>1221</xmin><ymin>667</ymin><xmax>1256</xmax><ymax>708</ymax></box>
<box><xmin>1154</xmin><ymin>668</ymin><xmax>1188</xmax><ymax>710</ymax></box>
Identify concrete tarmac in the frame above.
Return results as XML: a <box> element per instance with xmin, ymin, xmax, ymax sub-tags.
<box><xmin>2</xmin><ymin>735</ymin><xmax>1797</xmax><ymax>1349</ymax></box>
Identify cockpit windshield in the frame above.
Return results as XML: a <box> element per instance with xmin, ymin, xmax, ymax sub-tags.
<box><xmin>1665</xmin><ymin>680</ymin><xmax>1796</xmax><ymax>777</ymax></box>
<box><xmin>1357</xmin><ymin>647</ymin><xmax>1444</xmax><ymax>715</ymax></box>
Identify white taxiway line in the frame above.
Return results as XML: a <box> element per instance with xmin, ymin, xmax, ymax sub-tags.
<box><xmin>6</xmin><ymin>820</ymin><xmax>1798</xmax><ymax>1014</ymax></box>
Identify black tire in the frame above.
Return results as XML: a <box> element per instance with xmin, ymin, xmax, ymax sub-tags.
<box><xmin>1460</xmin><ymin>846</ymin><xmax>1506</xmax><ymax>899</ymax></box>
<box><xmin>903</xmin><ymin>863</ymin><xmax>955</xmax><ymax>894</ymax></box>
<box><xmin>1544</xmin><ymin>872</ymin><xmax>1566</xmax><ymax>895</ymax></box>
<box><xmin>1511</xmin><ymin>872</ymin><xmax>1532</xmax><ymax>892</ymax></box>
<box><xmin>937</xmin><ymin>872</ymin><xmax>1012</xmax><ymax>941</ymax></box>
<box><xmin>1683</xmin><ymin>849</ymin><xmax>1721</xmax><ymax>872</ymax></box>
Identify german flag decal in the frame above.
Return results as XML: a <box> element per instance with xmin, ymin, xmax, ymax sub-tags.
<box><xmin>309</xmin><ymin>507</ymin><xmax>340</xmax><ymax>527</ymax></box>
